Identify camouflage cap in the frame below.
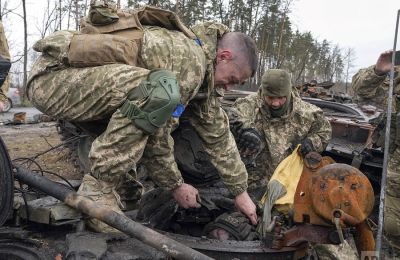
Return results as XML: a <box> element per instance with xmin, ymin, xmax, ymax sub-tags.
<box><xmin>261</xmin><ymin>69</ymin><xmax>291</xmax><ymax>97</ymax></box>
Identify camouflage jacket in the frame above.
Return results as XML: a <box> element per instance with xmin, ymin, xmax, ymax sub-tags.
<box><xmin>142</xmin><ymin>22</ymin><xmax>249</xmax><ymax>196</ymax></box>
<box><xmin>230</xmin><ymin>91</ymin><xmax>332</xmax><ymax>189</ymax></box>
<box><xmin>352</xmin><ymin>65</ymin><xmax>400</xmax><ymax>111</ymax></box>
<box><xmin>0</xmin><ymin>21</ymin><xmax>10</xmax><ymax>102</ymax></box>
<box><xmin>352</xmin><ymin>65</ymin><xmax>400</xmax><ymax>148</ymax></box>
<box><xmin>27</xmin><ymin>22</ymin><xmax>249</xmax><ymax>196</ymax></box>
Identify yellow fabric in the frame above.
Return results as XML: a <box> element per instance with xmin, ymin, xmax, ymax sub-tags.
<box><xmin>261</xmin><ymin>145</ymin><xmax>303</xmax><ymax>212</ymax></box>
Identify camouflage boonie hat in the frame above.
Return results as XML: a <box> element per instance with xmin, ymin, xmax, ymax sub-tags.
<box><xmin>261</xmin><ymin>69</ymin><xmax>291</xmax><ymax>97</ymax></box>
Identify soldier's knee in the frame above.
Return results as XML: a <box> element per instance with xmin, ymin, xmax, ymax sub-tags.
<box><xmin>119</xmin><ymin>69</ymin><xmax>182</xmax><ymax>135</ymax></box>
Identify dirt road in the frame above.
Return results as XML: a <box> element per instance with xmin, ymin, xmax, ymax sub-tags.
<box><xmin>0</xmin><ymin>109</ymin><xmax>82</xmax><ymax>181</ymax></box>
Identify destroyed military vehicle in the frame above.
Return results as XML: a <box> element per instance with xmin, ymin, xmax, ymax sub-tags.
<box><xmin>0</xmin><ymin>90</ymin><xmax>382</xmax><ymax>259</ymax></box>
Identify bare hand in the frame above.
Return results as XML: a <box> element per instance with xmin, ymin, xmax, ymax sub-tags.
<box><xmin>172</xmin><ymin>183</ymin><xmax>201</xmax><ymax>209</ymax></box>
<box><xmin>0</xmin><ymin>101</ymin><xmax>4</xmax><ymax>112</ymax></box>
<box><xmin>375</xmin><ymin>50</ymin><xmax>393</xmax><ymax>75</ymax></box>
<box><xmin>234</xmin><ymin>191</ymin><xmax>257</xmax><ymax>225</ymax></box>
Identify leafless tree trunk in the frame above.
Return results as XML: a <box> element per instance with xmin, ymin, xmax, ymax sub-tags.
<box><xmin>84</xmin><ymin>0</ymin><xmax>88</xmax><ymax>17</ymax></box>
<box><xmin>75</xmin><ymin>0</ymin><xmax>79</xmax><ymax>30</ymax></box>
<box><xmin>249</xmin><ymin>0</ymin><xmax>260</xmax><ymax>37</ymax></box>
<box><xmin>67</xmin><ymin>0</ymin><xmax>72</xmax><ymax>29</ymax></box>
<box><xmin>276</xmin><ymin>14</ymin><xmax>286</xmax><ymax>68</ymax></box>
<box><xmin>344</xmin><ymin>48</ymin><xmax>355</xmax><ymax>93</ymax></box>
<box><xmin>175</xmin><ymin>0</ymin><xmax>179</xmax><ymax>14</ymax></box>
<box><xmin>295</xmin><ymin>51</ymin><xmax>309</xmax><ymax>83</ymax></box>
<box><xmin>276</xmin><ymin>0</ymin><xmax>292</xmax><ymax>68</ymax></box>
<box><xmin>0</xmin><ymin>0</ymin><xmax>19</xmax><ymax>20</ymax></box>
<box><xmin>22</xmin><ymin>0</ymin><xmax>27</xmax><ymax>98</ymax></box>
<box><xmin>59</xmin><ymin>0</ymin><xmax>62</xmax><ymax>30</ymax></box>
<box><xmin>36</xmin><ymin>0</ymin><xmax>58</xmax><ymax>39</ymax></box>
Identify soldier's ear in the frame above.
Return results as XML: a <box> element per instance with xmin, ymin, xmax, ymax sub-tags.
<box><xmin>216</xmin><ymin>49</ymin><xmax>233</xmax><ymax>63</ymax></box>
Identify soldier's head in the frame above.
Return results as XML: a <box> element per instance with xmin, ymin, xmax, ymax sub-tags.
<box><xmin>214</xmin><ymin>32</ymin><xmax>258</xmax><ymax>90</ymax></box>
<box><xmin>261</xmin><ymin>69</ymin><xmax>292</xmax><ymax>117</ymax></box>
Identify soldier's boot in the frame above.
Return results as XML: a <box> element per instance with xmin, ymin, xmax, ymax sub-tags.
<box><xmin>77</xmin><ymin>174</ymin><xmax>124</xmax><ymax>233</ymax></box>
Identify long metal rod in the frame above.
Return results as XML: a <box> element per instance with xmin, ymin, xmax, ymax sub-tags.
<box><xmin>376</xmin><ymin>9</ymin><xmax>400</xmax><ymax>257</ymax></box>
<box><xmin>14</xmin><ymin>165</ymin><xmax>214</xmax><ymax>260</ymax></box>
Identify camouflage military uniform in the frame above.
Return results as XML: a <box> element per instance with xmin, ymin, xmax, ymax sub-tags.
<box><xmin>27</xmin><ymin>22</ymin><xmax>248</xmax><ymax>199</ymax></box>
<box><xmin>0</xmin><ymin>21</ymin><xmax>10</xmax><ymax>103</ymax></box>
<box><xmin>230</xmin><ymin>91</ymin><xmax>331</xmax><ymax>189</ymax></box>
<box><xmin>352</xmin><ymin>65</ymin><xmax>400</xmax><ymax>247</ymax></box>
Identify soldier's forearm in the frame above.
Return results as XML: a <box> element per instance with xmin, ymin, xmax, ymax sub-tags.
<box><xmin>352</xmin><ymin>66</ymin><xmax>387</xmax><ymax>97</ymax></box>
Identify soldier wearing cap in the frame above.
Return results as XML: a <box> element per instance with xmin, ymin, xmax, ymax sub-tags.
<box><xmin>228</xmin><ymin>69</ymin><xmax>332</xmax><ymax>191</ymax></box>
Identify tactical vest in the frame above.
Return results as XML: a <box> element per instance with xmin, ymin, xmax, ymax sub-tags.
<box><xmin>68</xmin><ymin>2</ymin><xmax>196</xmax><ymax>68</ymax></box>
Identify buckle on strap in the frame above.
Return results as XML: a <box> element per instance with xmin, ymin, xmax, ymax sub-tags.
<box><xmin>119</xmin><ymin>100</ymin><xmax>145</xmax><ymax>120</ymax></box>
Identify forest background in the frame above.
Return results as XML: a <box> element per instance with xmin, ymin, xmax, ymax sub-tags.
<box><xmin>1</xmin><ymin>0</ymin><xmax>398</xmax><ymax>96</ymax></box>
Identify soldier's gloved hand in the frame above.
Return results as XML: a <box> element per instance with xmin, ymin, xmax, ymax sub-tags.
<box><xmin>234</xmin><ymin>191</ymin><xmax>258</xmax><ymax>225</ymax></box>
<box><xmin>172</xmin><ymin>183</ymin><xmax>201</xmax><ymax>209</ymax></box>
<box><xmin>299</xmin><ymin>138</ymin><xmax>315</xmax><ymax>157</ymax></box>
<box><xmin>238</xmin><ymin>128</ymin><xmax>263</xmax><ymax>157</ymax></box>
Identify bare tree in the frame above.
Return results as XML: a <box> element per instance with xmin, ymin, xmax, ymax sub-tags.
<box><xmin>36</xmin><ymin>0</ymin><xmax>59</xmax><ymax>39</ymax></box>
<box><xmin>75</xmin><ymin>0</ymin><xmax>79</xmax><ymax>30</ymax></box>
<box><xmin>344</xmin><ymin>47</ymin><xmax>356</xmax><ymax>93</ymax></box>
<box><xmin>0</xmin><ymin>0</ymin><xmax>19</xmax><ymax>20</ymax></box>
<box><xmin>67</xmin><ymin>0</ymin><xmax>72</xmax><ymax>29</ymax></box>
<box><xmin>22</xmin><ymin>0</ymin><xmax>27</xmax><ymax>100</ymax></box>
<box><xmin>175</xmin><ymin>0</ymin><xmax>179</xmax><ymax>14</ymax></box>
<box><xmin>59</xmin><ymin>0</ymin><xmax>62</xmax><ymax>29</ymax></box>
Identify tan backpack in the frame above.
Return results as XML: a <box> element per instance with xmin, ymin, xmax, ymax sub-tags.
<box><xmin>68</xmin><ymin>2</ymin><xmax>195</xmax><ymax>68</ymax></box>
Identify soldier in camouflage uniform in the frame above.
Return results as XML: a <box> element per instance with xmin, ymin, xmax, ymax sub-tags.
<box><xmin>27</xmin><ymin>4</ymin><xmax>258</xmax><ymax>232</ymax></box>
<box><xmin>228</xmin><ymin>69</ymin><xmax>332</xmax><ymax>191</ymax></box>
<box><xmin>226</xmin><ymin>70</ymin><xmax>360</xmax><ymax>260</ymax></box>
<box><xmin>0</xmin><ymin>21</ymin><xmax>11</xmax><ymax>112</ymax></box>
<box><xmin>352</xmin><ymin>50</ymin><xmax>400</xmax><ymax>250</ymax></box>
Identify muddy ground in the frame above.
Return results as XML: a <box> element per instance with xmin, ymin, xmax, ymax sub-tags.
<box><xmin>0</xmin><ymin>122</ymin><xmax>83</xmax><ymax>181</ymax></box>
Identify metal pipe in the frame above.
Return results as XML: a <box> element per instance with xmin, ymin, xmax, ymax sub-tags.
<box><xmin>14</xmin><ymin>165</ymin><xmax>214</xmax><ymax>260</ymax></box>
<box><xmin>376</xmin><ymin>9</ymin><xmax>400</xmax><ymax>258</ymax></box>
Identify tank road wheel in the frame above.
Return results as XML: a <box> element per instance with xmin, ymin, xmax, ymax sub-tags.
<box><xmin>0</xmin><ymin>137</ymin><xmax>13</xmax><ymax>226</ymax></box>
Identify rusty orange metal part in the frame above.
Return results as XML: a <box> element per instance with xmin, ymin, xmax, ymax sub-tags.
<box><xmin>292</xmin><ymin>153</ymin><xmax>375</xmax><ymax>252</ymax></box>
<box><xmin>293</xmin><ymin>153</ymin><xmax>374</xmax><ymax>227</ymax></box>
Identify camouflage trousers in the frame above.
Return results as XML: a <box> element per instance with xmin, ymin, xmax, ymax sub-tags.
<box><xmin>28</xmin><ymin>64</ymin><xmax>151</xmax><ymax>183</ymax></box>
<box><xmin>385</xmin><ymin>146</ymin><xmax>400</xmax><ymax>248</ymax></box>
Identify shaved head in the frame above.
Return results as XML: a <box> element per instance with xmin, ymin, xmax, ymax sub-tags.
<box><xmin>218</xmin><ymin>32</ymin><xmax>258</xmax><ymax>77</ymax></box>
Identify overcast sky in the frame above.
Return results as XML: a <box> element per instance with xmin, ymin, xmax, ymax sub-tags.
<box><xmin>289</xmin><ymin>0</ymin><xmax>400</xmax><ymax>74</ymax></box>
<box><xmin>4</xmin><ymin>0</ymin><xmax>400</xmax><ymax>78</ymax></box>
